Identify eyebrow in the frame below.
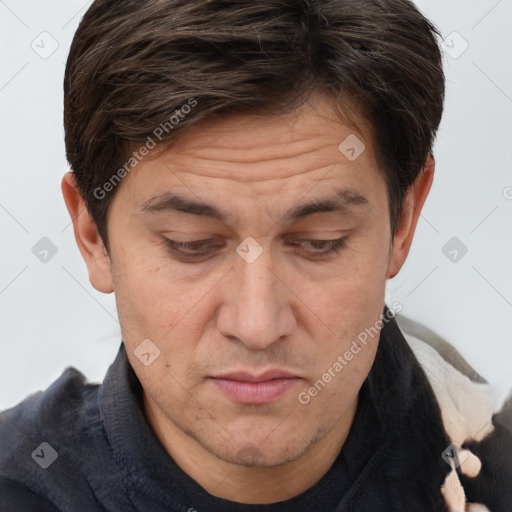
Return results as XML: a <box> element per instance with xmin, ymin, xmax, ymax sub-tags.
<box><xmin>139</xmin><ymin>187</ymin><xmax>370</xmax><ymax>224</ymax></box>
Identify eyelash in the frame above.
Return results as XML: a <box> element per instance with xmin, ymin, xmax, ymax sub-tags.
<box><xmin>164</xmin><ymin>237</ymin><xmax>348</xmax><ymax>260</ymax></box>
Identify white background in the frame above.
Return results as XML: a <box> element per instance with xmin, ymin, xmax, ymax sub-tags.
<box><xmin>1</xmin><ymin>0</ymin><xmax>511</xmax><ymax>411</ymax></box>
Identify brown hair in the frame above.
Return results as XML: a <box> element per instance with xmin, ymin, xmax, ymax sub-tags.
<box><xmin>64</xmin><ymin>0</ymin><xmax>445</xmax><ymax>252</ymax></box>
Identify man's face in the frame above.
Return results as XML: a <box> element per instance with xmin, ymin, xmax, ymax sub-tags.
<box><xmin>105</xmin><ymin>94</ymin><xmax>394</xmax><ymax>467</ymax></box>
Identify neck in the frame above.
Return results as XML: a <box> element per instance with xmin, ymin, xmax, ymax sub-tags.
<box><xmin>143</xmin><ymin>394</ymin><xmax>358</xmax><ymax>504</ymax></box>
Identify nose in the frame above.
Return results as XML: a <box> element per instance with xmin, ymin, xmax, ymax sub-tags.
<box><xmin>216</xmin><ymin>243</ymin><xmax>296</xmax><ymax>351</ymax></box>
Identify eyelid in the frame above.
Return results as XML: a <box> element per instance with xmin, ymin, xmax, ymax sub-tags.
<box><xmin>166</xmin><ymin>238</ymin><xmax>221</xmax><ymax>250</ymax></box>
<box><xmin>163</xmin><ymin>235</ymin><xmax>348</xmax><ymax>260</ymax></box>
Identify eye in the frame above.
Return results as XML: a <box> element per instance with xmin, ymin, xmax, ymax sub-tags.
<box><xmin>164</xmin><ymin>237</ymin><xmax>348</xmax><ymax>260</ymax></box>
<box><xmin>287</xmin><ymin>237</ymin><xmax>347</xmax><ymax>257</ymax></box>
<box><xmin>164</xmin><ymin>238</ymin><xmax>221</xmax><ymax>257</ymax></box>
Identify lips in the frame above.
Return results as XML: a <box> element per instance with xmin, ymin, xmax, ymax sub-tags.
<box><xmin>210</xmin><ymin>370</ymin><xmax>302</xmax><ymax>405</ymax></box>
<box><xmin>213</xmin><ymin>370</ymin><xmax>298</xmax><ymax>382</ymax></box>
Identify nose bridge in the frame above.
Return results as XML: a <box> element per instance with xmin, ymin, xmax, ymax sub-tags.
<box><xmin>218</xmin><ymin>241</ymin><xmax>295</xmax><ymax>350</ymax></box>
<box><xmin>238</xmin><ymin>249</ymin><xmax>277</xmax><ymax>310</ymax></box>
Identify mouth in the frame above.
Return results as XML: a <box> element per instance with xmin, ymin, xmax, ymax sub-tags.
<box><xmin>209</xmin><ymin>370</ymin><xmax>302</xmax><ymax>405</ymax></box>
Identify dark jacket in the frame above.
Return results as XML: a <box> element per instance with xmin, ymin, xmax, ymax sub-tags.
<box><xmin>1</xmin><ymin>310</ymin><xmax>510</xmax><ymax>511</ymax></box>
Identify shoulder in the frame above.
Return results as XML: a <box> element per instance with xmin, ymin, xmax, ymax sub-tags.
<box><xmin>0</xmin><ymin>366</ymin><xmax>106</xmax><ymax>509</ymax></box>
<box><xmin>0</xmin><ymin>365</ymin><xmax>97</xmax><ymax>452</ymax></box>
<box><xmin>396</xmin><ymin>314</ymin><xmax>512</xmax><ymax>512</ymax></box>
<box><xmin>0</xmin><ymin>366</ymin><xmax>93</xmax><ymax>452</ymax></box>
<box><xmin>0</xmin><ymin>475</ymin><xmax>61</xmax><ymax>512</ymax></box>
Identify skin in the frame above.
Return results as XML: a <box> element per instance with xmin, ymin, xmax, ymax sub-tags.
<box><xmin>62</xmin><ymin>92</ymin><xmax>434</xmax><ymax>504</ymax></box>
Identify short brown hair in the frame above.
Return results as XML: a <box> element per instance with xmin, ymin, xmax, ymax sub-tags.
<box><xmin>64</xmin><ymin>0</ymin><xmax>445</xmax><ymax>251</ymax></box>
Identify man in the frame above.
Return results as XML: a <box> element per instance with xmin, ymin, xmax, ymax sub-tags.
<box><xmin>1</xmin><ymin>1</ymin><xmax>510</xmax><ymax>511</ymax></box>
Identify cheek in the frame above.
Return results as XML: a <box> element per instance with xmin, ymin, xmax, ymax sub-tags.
<box><xmin>294</xmin><ymin>339</ymin><xmax>378</xmax><ymax>441</ymax></box>
<box><xmin>293</xmin><ymin>235</ymin><xmax>389</xmax><ymax>331</ymax></box>
<box><xmin>110</xmin><ymin>244</ymin><xmax>223</xmax><ymax>369</ymax></box>
<box><xmin>111</xmin><ymin>235</ymin><xmax>184</xmax><ymax>304</ymax></box>
<box><xmin>340</xmin><ymin>224</ymin><xmax>390</xmax><ymax>307</ymax></box>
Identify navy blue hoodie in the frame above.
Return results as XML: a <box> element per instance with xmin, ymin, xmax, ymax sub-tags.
<box><xmin>1</xmin><ymin>311</ymin><xmax>510</xmax><ymax>511</ymax></box>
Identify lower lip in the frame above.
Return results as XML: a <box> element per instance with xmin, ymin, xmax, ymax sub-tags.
<box><xmin>210</xmin><ymin>377</ymin><xmax>301</xmax><ymax>405</ymax></box>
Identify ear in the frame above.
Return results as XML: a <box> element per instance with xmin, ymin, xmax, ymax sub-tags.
<box><xmin>61</xmin><ymin>172</ymin><xmax>114</xmax><ymax>293</ymax></box>
<box><xmin>387</xmin><ymin>154</ymin><xmax>435</xmax><ymax>279</ymax></box>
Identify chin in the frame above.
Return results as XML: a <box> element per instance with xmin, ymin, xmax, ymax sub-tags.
<box><xmin>203</xmin><ymin>431</ymin><xmax>311</xmax><ymax>468</ymax></box>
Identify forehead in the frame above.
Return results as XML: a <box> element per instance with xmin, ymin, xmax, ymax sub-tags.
<box><xmin>153</xmin><ymin>94</ymin><xmax>373</xmax><ymax>172</ymax></box>
<box><xmin>115</xmin><ymin>94</ymin><xmax>384</xmax><ymax>216</ymax></box>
